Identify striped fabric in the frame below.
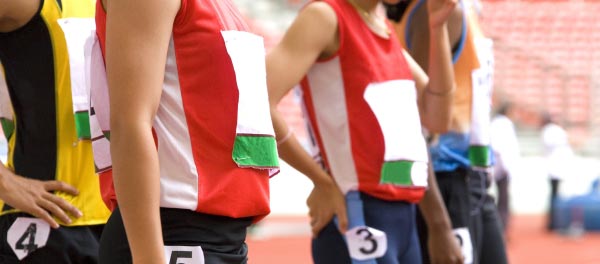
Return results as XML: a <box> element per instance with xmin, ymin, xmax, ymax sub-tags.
<box><xmin>299</xmin><ymin>0</ymin><xmax>428</xmax><ymax>203</ymax></box>
<box><xmin>95</xmin><ymin>0</ymin><xmax>278</xmax><ymax>218</ymax></box>
<box><xmin>0</xmin><ymin>0</ymin><xmax>110</xmax><ymax>226</ymax></box>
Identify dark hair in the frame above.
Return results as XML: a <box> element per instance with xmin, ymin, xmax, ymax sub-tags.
<box><xmin>496</xmin><ymin>102</ymin><xmax>513</xmax><ymax>116</ymax></box>
<box><xmin>385</xmin><ymin>1</ymin><xmax>412</xmax><ymax>22</ymax></box>
<box><xmin>541</xmin><ymin>111</ymin><xmax>553</xmax><ymax>126</ymax></box>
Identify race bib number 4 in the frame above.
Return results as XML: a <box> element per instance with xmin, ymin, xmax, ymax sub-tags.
<box><xmin>164</xmin><ymin>245</ymin><xmax>204</xmax><ymax>264</ymax></box>
<box><xmin>345</xmin><ymin>226</ymin><xmax>387</xmax><ymax>261</ymax></box>
<box><xmin>7</xmin><ymin>218</ymin><xmax>50</xmax><ymax>260</ymax></box>
<box><xmin>453</xmin><ymin>227</ymin><xmax>474</xmax><ymax>264</ymax></box>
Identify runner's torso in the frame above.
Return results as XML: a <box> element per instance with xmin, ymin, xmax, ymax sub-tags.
<box><xmin>300</xmin><ymin>0</ymin><xmax>429</xmax><ymax>203</ymax></box>
<box><xmin>0</xmin><ymin>0</ymin><xmax>109</xmax><ymax>226</ymax></box>
<box><xmin>95</xmin><ymin>0</ymin><xmax>279</xmax><ymax>218</ymax></box>
<box><xmin>394</xmin><ymin>0</ymin><xmax>494</xmax><ymax>172</ymax></box>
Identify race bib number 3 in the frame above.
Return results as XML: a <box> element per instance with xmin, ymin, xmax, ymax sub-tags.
<box><xmin>7</xmin><ymin>218</ymin><xmax>50</xmax><ymax>260</ymax></box>
<box><xmin>164</xmin><ymin>245</ymin><xmax>204</xmax><ymax>264</ymax></box>
<box><xmin>453</xmin><ymin>227</ymin><xmax>474</xmax><ymax>264</ymax></box>
<box><xmin>345</xmin><ymin>226</ymin><xmax>387</xmax><ymax>261</ymax></box>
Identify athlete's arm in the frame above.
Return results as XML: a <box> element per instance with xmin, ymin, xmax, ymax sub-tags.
<box><xmin>0</xmin><ymin>0</ymin><xmax>82</xmax><ymax>229</ymax></box>
<box><xmin>0</xmin><ymin>0</ymin><xmax>39</xmax><ymax>32</ymax></box>
<box><xmin>0</xmin><ymin>163</ymin><xmax>81</xmax><ymax>228</ymax></box>
<box><xmin>409</xmin><ymin>1</ymin><xmax>465</xmax><ymax>263</ymax></box>
<box><xmin>409</xmin><ymin>0</ymin><xmax>459</xmax><ymax>133</ymax></box>
<box><xmin>418</xmin><ymin>162</ymin><xmax>464</xmax><ymax>264</ymax></box>
<box><xmin>104</xmin><ymin>0</ymin><xmax>179</xmax><ymax>262</ymax></box>
<box><xmin>267</xmin><ymin>2</ymin><xmax>348</xmax><ymax>237</ymax></box>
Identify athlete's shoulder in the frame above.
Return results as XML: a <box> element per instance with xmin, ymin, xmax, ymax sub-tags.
<box><xmin>0</xmin><ymin>0</ymin><xmax>39</xmax><ymax>32</ymax></box>
<box><xmin>299</xmin><ymin>1</ymin><xmax>338</xmax><ymax>28</ymax></box>
<box><xmin>284</xmin><ymin>1</ymin><xmax>339</xmax><ymax>52</ymax></box>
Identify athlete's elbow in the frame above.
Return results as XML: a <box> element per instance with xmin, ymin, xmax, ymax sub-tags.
<box><xmin>424</xmin><ymin>118</ymin><xmax>451</xmax><ymax>134</ymax></box>
<box><xmin>110</xmin><ymin>118</ymin><xmax>153</xmax><ymax>144</ymax></box>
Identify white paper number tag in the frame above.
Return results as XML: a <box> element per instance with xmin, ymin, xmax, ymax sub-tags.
<box><xmin>164</xmin><ymin>245</ymin><xmax>204</xmax><ymax>264</ymax></box>
<box><xmin>453</xmin><ymin>227</ymin><xmax>474</xmax><ymax>264</ymax></box>
<box><xmin>345</xmin><ymin>226</ymin><xmax>387</xmax><ymax>261</ymax></box>
<box><xmin>7</xmin><ymin>218</ymin><xmax>51</xmax><ymax>260</ymax></box>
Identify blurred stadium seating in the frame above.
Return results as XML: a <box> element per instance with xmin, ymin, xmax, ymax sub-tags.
<box><xmin>481</xmin><ymin>0</ymin><xmax>600</xmax><ymax>156</ymax></box>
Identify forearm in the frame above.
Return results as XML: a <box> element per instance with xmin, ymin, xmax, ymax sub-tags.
<box><xmin>0</xmin><ymin>162</ymin><xmax>12</xmax><ymax>193</ymax></box>
<box><xmin>418</xmin><ymin>165</ymin><xmax>452</xmax><ymax>232</ymax></box>
<box><xmin>423</xmin><ymin>24</ymin><xmax>454</xmax><ymax>133</ymax></box>
<box><xmin>271</xmin><ymin>108</ymin><xmax>334</xmax><ymax>188</ymax></box>
<box><xmin>111</xmin><ymin>123</ymin><xmax>164</xmax><ymax>263</ymax></box>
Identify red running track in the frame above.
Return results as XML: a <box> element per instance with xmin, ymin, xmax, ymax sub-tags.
<box><xmin>247</xmin><ymin>215</ymin><xmax>600</xmax><ymax>264</ymax></box>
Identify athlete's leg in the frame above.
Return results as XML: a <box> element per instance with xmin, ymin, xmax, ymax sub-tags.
<box><xmin>478</xmin><ymin>196</ymin><xmax>508</xmax><ymax>264</ymax></box>
<box><xmin>395</xmin><ymin>204</ymin><xmax>422</xmax><ymax>263</ymax></box>
<box><xmin>160</xmin><ymin>208</ymin><xmax>252</xmax><ymax>264</ymax></box>
<box><xmin>415</xmin><ymin>208</ymin><xmax>431</xmax><ymax>264</ymax></box>
<box><xmin>100</xmin><ymin>207</ymin><xmax>252</xmax><ymax>264</ymax></box>
<box><xmin>418</xmin><ymin>170</ymin><xmax>474</xmax><ymax>264</ymax></box>
<box><xmin>312</xmin><ymin>192</ymin><xmax>422</xmax><ymax>264</ymax></box>
<box><xmin>401</xmin><ymin>223</ymin><xmax>422</xmax><ymax>264</ymax></box>
<box><xmin>360</xmin><ymin>193</ymin><xmax>421</xmax><ymax>264</ymax></box>
<box><xmin>468</xmin><ymin>169</ymin><xmax>507</xmax><ymax>264</ymax></box>
<box><xmin>468</xmin><ymin>169</ymin><xmax>487</xmax><ymax>264</ymax></box>
<box><xmin>547</xmin><ymin>178</ymin><xmax>560</xmax><ymax>230</ymax></box>
<box><xmin>99</xmin><ymin>208</ymin><xmax>133</xmax><ymax>264</ymax></box>
<box><xmin>0</xmin><ymin>213</ymin><xmax>100</xmax><ymax>264</ymax></box>
<box><xmin>311</xmin><ymin>221</ymin><xmax>352</xmax><ymax>264</ymax></box>
<box><xmin>495</xmin><ymin>176</ymin><xmax>510</xmax><ymax>231</ymax></box>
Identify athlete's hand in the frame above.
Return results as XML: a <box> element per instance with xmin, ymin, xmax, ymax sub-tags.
<box><xmin>428</xmin><ymin>0</ymin><xmax>458</xmax><ymax>29</ymax></box>
<box><xmin>0</xmin><ymin>170</ymin><xmax>82</xmax><ymax>228</ymax></box>
<box><xmin>306</xmin><ymin>179</ymin><xmax>348</xmax><ymax>237</ymax></box>
<box><xmin>428</xmin><ymin>229</ymin><xmax>464</xmax><ymax>264</ymax></box>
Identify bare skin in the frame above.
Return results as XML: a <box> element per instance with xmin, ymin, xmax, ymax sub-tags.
<box><xmin>0</xmin><ymin>0</ymin><xmax>82</xmax><ymax>229</ymax></box>
<box><xmin>102</xmin><ymin>0</ymin><xmax>181</xmax><ymax>262</ymax></box>
<box><xmin>406</xmin><ymin>1</ymin><xmax>471</xmax><ymax>263</ymax></box>
<box><xmin>418</xmin><ymin>162</ymin><xmax>464</xmax><ymax>264</ymax></box>
<box><xmin>268</xmin><ymin>3</ymin><xmax>457</xmax><ymax>259</ymax></box>
<box><xmin>0</xmin><ymin>0</ymin><xmax>38</xmax><ymax>32</ymax></box>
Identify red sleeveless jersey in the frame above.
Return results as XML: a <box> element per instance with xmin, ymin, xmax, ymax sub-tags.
<box><xmin>95</xmin><ymin>0</ymin><xmax>279</xmax><ymax>218</ymax></box>
<box><xmin>300</xmin><ymin>0</ymin><xmax>429</xmax><ymax>203</ymax></box>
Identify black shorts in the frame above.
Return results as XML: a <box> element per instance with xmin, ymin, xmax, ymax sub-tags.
<box><xmin>0</xmin><ymin>213</ymin><xmax>103</xmax><ymax>264</ymax></box>
<box><xmin>99</xmin><ymin>207</ymin><xmax>253</xmax><ymax>264</ymax></box>
<box><xmin>417</xmin><ymin>168</ymin><xmax>507</xmax><ymax>264</ymax></box>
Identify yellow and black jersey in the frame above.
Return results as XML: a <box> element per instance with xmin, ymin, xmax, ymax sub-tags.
<box><xmin>0</xmin><ymin>0</ymin><xmax>109</xmax><ymax>226</ymax></box>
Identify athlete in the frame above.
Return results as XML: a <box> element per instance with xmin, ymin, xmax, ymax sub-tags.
<box><xmin>389</xmin><ymin>0</ymin><xmax>508</xmax><ymax>263</ymax></box>
<box><xmin>96</xmin><ymin>0</ymin><xmax>279</xmax><ymax>263</ymax></box>
<box><xmin>540</xmin><ymin>112</ymin><xmax>573</xmax><ymax>231</ymax></box>
<box><xmin>267</xmin><ymin>0</ymin><xmax>462</xmax><ymax>263</ymax></box>
<box><xmin>0</xmin><ymin>0</ymin><xmax>110</xmax><ymax>263</ymax></box>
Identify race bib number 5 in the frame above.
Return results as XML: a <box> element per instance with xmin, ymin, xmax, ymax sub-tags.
<box><xmin>345</xmin><ymin>226</ymin><xmax>387</xmax><ymax>261</ymax></box>
<box><xmin>164</xmin><ymin>245</ymin><xmax>204</xmax><ymax>264</ymax></box>
<box><xmin>7</xmin><ymin>218</ymin><xmax>50</xmax><ymax>260</ymax></box>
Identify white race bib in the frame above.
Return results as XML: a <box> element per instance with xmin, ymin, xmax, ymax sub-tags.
<box><xmin>221</xmin><ymin>30</ymin><xmax>279</xmax><ymax>175</ymax></box>
<box><xmin>469</xmin><ymin>37</ymin><xmax>494</xmax><ymax>147</ymax></box>
<box><xmin>59</xmin><ymin>17</ymin><xmax>113</xmax><ymax>173</ymax></box>
<box><xmin>7</xmin><ymin>218</ymin><xmax>51</xmax><ymax>260</ymax></box>
<box><xmin>345</xmin><ymin>226</ymin><xmax>387</xmax><ymax>261</ymax></box>
<box><xmin>453</xmin><ymin>227</ymin><xmax>474</xmax><ymax>264</ymax></box>
<box><xmin>363</xmin><ymin>80</ymin><xmax>429</xmax><ymax>187</ymax></box>
<box><xmin>57</xmin><ymin>18</ymin><xmax>96</xmax><ymax>115</ymax></box>
<box><xmin>164</xmin><ymin>245</ymin><xmax>204</xmax><ymax>264</ymax></box>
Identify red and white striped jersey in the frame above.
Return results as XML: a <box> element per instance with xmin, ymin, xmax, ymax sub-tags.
<box><xmin>300</xmin><ymin>0</ymin><xmax>428</xmax><ymax>203</ymax></box>
<box><xmin>95</xmin><ymin>0</ymin><xmax>279</xmax><ymax>219</ymax></box>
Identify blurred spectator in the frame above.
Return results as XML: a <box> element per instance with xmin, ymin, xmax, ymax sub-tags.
<box><xmin>491</xmin><ymin>102</ymin><xmax>520</xmax><ymax>232</ymax></box>
<box><xmin>540</xmin><ymin>112</ymin><xmax>574</xmax><ymax>231</ymax></box>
